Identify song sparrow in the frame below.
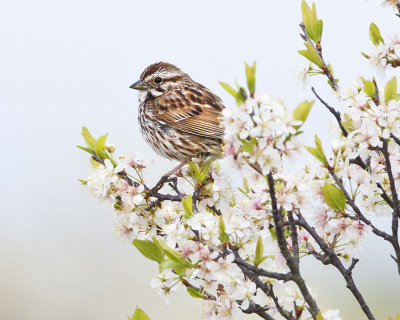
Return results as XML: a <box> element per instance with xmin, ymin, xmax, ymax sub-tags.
<box><xmin>130</xmin><ymin>62</ymin><xmax>225</xmax><ymax>165</ymax></box>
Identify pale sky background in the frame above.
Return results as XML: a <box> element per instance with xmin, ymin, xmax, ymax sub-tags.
<box><xmin>1</xmin><ymin>0</ymin><xmax>399</xmax><ymax>319</ymax></box>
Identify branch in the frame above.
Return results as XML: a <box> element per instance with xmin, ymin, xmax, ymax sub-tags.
<box><xmin>328</xmin><ymin>167</ymin><xmax>392</xmax><ymax>241</ymax></box>
<box><xmin>232</xmin><ymin>250</ymin><xmax>294</xmax><ymax>320</ymax></box>
<box><xmin>232</xmin><ymin>248</ymin><xmax>292</xmax><ymax>282</ymax></box>
<box><xmin>296</xmin><ymin>212</ymin><xmax>376</xmax><ymax>320</ymax></box>
<box><xmin>242</xmin><ymin>303</ymin><xmax>276</xmax><ymax>320</ymax></box>
<box><xmin>381</xmin><ymin>140</ymin><xmax>400</xmax><ymax>274</ymax></box>
<box><xmin>349</xmin><ymin>156</ymin><xmax>394</xmax><ymax>209</ymax></box>
<box><xmin>181</xmin><ymin>279</ymin><xmax>216</xmax><ymax>301</ymax></box>
<box><xmin>300</xmin><ymin>23</ymin><xmax>339</xmax><ymax>91</ymax></box>
<box><xmin>391</xmin><ymin>133</ymin><xmax>400</xmax><ymax>147</ymax></box>
<box><xmin>311</xmin><ymin>87</ymin><xmax>348</xmax><ymax>137</ymax></box>
<box><xmin>267</xmin><ymin>173</ymin><xmax>320</xmax><ymax>319</ymax></box>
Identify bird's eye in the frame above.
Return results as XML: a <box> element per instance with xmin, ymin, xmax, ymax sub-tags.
<box><xmin>154</xmin><ymin>77</ymin><xmax>162</xmax><ymax>84</ymax></box>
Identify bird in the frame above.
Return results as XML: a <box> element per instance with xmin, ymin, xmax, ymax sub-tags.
<box><xmin>130</xmin><ymin>62</ymin><xmax>225</xmax><ymax>183</ymax></box>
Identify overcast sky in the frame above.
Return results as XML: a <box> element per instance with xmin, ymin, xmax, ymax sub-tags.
<box><xmin>1</xmin><ymin>0</ymin><xmax>399</xmax><ymax>319</ymax></box>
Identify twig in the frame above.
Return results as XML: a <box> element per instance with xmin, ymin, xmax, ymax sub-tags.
<box><xmin>373</xmin><ymin>79</ymin><xmax>380</xmax><ymax>106</ymax></box>
<box><xmin>381</xmin><ymin>140</ymin><xmax>400</xmax><ymax>274</ymax></box>
<box><xmin>328</xmin><ymin>167</ymin><xmax>392</xmax><ymax>241</ymax></box>
<box><xmin>311</xmin><ymin>87</ymin><xmax>347</xmax><ymax>137</ymax></box>
<box><xmin>300</xmin><ymin>23</ymin><xmax>338</xmax><ymax>91</ymax></box>
<box><xmin>391</xmin><ymin>133</ymin><xmax>400</xmax><ymax>147</ymax></box>
<box><xmin>328</xmin><ymin>166</ymin><xmax>391</xmax><ymax>242</ymax></box>
<box><xmin>231</xmin><ymin>249</ymin><xmax>294</xmax><ymax>320</ymax></box>
<box><xmin>181</xmin><ymin>279</ymin><xmax>216</xmax><ymax>301</ymax></box>
<box><xmin>232</xmin><ymin>248</ymin><xmax>292</xmax><ymax>282</ymax></box>
<box><xmin>296</xmin><ymin>212</ymin><xmax>376</xmax><ymax>320</ymax></box>
<box><xmin>242</xmin><ymin>303</ymin><xmax>276</xmax><ymax>320</ymax></box>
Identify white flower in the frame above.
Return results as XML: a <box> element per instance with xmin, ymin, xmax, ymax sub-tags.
<box><xmin>322</xmin><ymin>309</ymin><xmax>342</xmax><ymax>320</ymax></box>
<box><xmin>115</xmin><ymin>179</ymin><xmax>145</xmax><ymax>210</ymax></box>
<box><xmin>368</xmin><ymin>42</ymin><xmax>388</xmax><ymax>77</ymax></box>
<box><xmin>116</xmin><ymin>152</ymin><xmax>151</xmax><ymax>171</ymax></box>
<box><xmin>294</xmin><ymin>61</ymin><xmax>312</xmax><ymax>88</ymax></box>
<box><xmin>215</xmin><ymin>295</ymin><xmax>242</xmax><ymax>319</ymax></box>
<box><xmin>86</xmin><ymin>159</ymin><xmax>117</xmax><ymax>201</ymax></box>
<box><xmin>150</xmin><ymin>270</ymin><xmax>178</xmax><ymax>306</ymax></box>
<box><xmin>162</xmin><ymin>222</ymin><xmax>186</xmax><ymax>247</ymax></box>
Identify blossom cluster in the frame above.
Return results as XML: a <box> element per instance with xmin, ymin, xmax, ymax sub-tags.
<box><xmin>334</xmin><ymin>77</ymin><xmax>400</xmax><ymax>216</ymax></box>
<box><xmin>365</xmin><ymin>31</ymin><xmax>400</xmax><ymax>76</ymax></box>
<box><xmin>223</xmin><ymin>94</ymin><xmax>303</xmax><ymax>175</ymax></box>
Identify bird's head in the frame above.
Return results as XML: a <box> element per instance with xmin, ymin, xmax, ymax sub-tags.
<box><xmin>130</xmin><ymin>62</ymin><xmax>190</xmax><ymax>97</ymax></box>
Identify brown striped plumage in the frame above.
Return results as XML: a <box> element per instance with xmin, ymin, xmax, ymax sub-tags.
<box><xmin>130</xmin><ymin>62</ymin><xmax>225</xmax><ymax>161</ymax></box>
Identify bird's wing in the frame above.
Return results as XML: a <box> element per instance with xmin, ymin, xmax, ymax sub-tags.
<box><xmin>154</xmin><ymin>84</ymin><xmax>225</xmax><ymax>139</ymax></box>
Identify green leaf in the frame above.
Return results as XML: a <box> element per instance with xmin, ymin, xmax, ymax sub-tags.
<box><xmin>243</xmin><ymin>177</ymin><xmax>249</xmax><ymax>193</ymax></box>
<box><xmin>245</xmin><ymin>61</ymin><xmax>256</xmax><ymax>94</ymax></box>
<box><xmin>95</xmin><ymin>134</ymin><xmax>108</xmax><ymax>160</ymax></box>
<box><xmin>314</xmin><ymin>135</ymin><xmax>327</xmax><ymax>162</ymax></box>
<box><xmin>218</xmin><ymin>216</ymin><xmax>229</xmax><ymax>243</ymax></box>
<box><xmin>301</xmin><ymin>1</ymin><xmax>323</xmax><ymax>42</ymax></box>
<box><xmin>188</xmin><ymin>161</ymin><xmax>201</xmax><ymax>181</ymax></box>
<box><xmin>298</xmin><ymin>41</ymin><xmax>322</xmax><ymax>67</ymax></box>
<box><xmin>369</xmin><ymin>23</ymin><xmax>384</xmax><ymax>45</ymax></box>
<box><xmin>254</xmin><ymin>236</ymin><xmax>265</xmax><ymax>266</ymax></box>
<box><xmin>316</xmin><ymin>312</ymin><xmax>325</xmax><ymax>320</ymax></box>
<box><xmin>342</xmin><ymin>113</ymin><xmax>355</xmax><ymax>133</ymax></box>
<box><xmin>186</xmin><ymin>287</ymin><xmax>205</xmax><ymax>299</ymax></box>
<box><xmin>90</xmin><ymin>156</ymin><xmax>101</xmax><ymax>168</ymax></box>
<box><xmin>384</xmin><ymin>76</ymin><xmax>397</xmax><ymax>103</ymax></box>
<box><xmin>133</xmin><ymin>239</ymin><xmax>164</xmax><ymax>264</ymax></box>
<box><xmin>198</xmin><ymin>160</ymin><xmax>212</xmax><ymax>182</ymax></box>
<box><xmin>361</xmin><ymin>52</ymin><xmax>370</xmax><ymax>59</ymax></box>
<box><xmin>219</xmin><ymin>82</ymin><xmax>237</xmax><ymax>98</ymax></box>
<box><xmin>81</xmin><ymin>126</ymin><xmax>96</xmax><ymax>150</ymax></box>
<box><xmin>321</xmin><ymin>182</ymin><xmax>346</xmax><ymax>212</ymax></box>
<box><xmin>270</xmin><ymin>227</ymin><xmax>277</xmax><ymax>240</ymax></box>
<box><xmin>292</xmin><ymin>100</ymin><xmax>314</xmax><ymax>129</ymax></box>
<box><xmin>159</xmin><ymin>258</ymin><xmax>191</xmax><ymax>273</ymax></box>
<box><xmin>77</xmin><ymin>145</ymin><xmax>96</xmax><ymax>155</ymax></box>
<box><xmin>182</xmin><ymin>195</ymin><xmax>193</xmax><ymax>219</ymax></box>
<box><xmin>240</xmin><ymin>137</ymin><xmax>258</xmax><ymax>154</ymax></box>
<box><xmin>128</xmin><ymin>307</ymin><xmax>150</xmax><ymax>320</ymax></box>
<box><xmin>306</xmin><ymin>135</ymin><xmax>327</xmax><ymax>163</ymax></box>
<box><xmin>159</xmin><ymin>241</ymin><xmax>188</xmax><ymax>265</ymax></box>
<box><xmin>363</xmin><ymin>80</ymin><xmax>376</xmax><ymax>98</ymax></box>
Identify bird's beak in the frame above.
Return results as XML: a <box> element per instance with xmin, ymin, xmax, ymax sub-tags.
<box><xmin>129</xmin><ymin>80</ymin><xmax>148</xmax><ymax>91</ymax></box>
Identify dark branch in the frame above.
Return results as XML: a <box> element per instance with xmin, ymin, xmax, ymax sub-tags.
<box><xmin>328</xmin><ymin>167</ymin><xmax>392</xmax><ymax>241</ymax></box>
<box><xmin>381</xmin><ymin>140</ymin><xmax>400</xmax><ymax>274</ymax></box>
<box><xmin>391</xmin><ymin>133</ymin><xmax>400</xmax><ymax>147</ymax></box>
<box><xmin>311</xmin><ymin>87</ymin><xmax>348</xmax><ymax>137</ymax></box>
<box><xmin>232</xmin><ymin>248</ymin><xmax>292</xmax><ymax>282</ymax></box>
<box><xmin>267</xmin><ymin>173</ymin><xmax>320</xmax><ymax>319</ymax></box>
<box><xmin>296</xmin><ymin>212</ymin><xmax>376</xmax><ymax>320</ymax></box>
